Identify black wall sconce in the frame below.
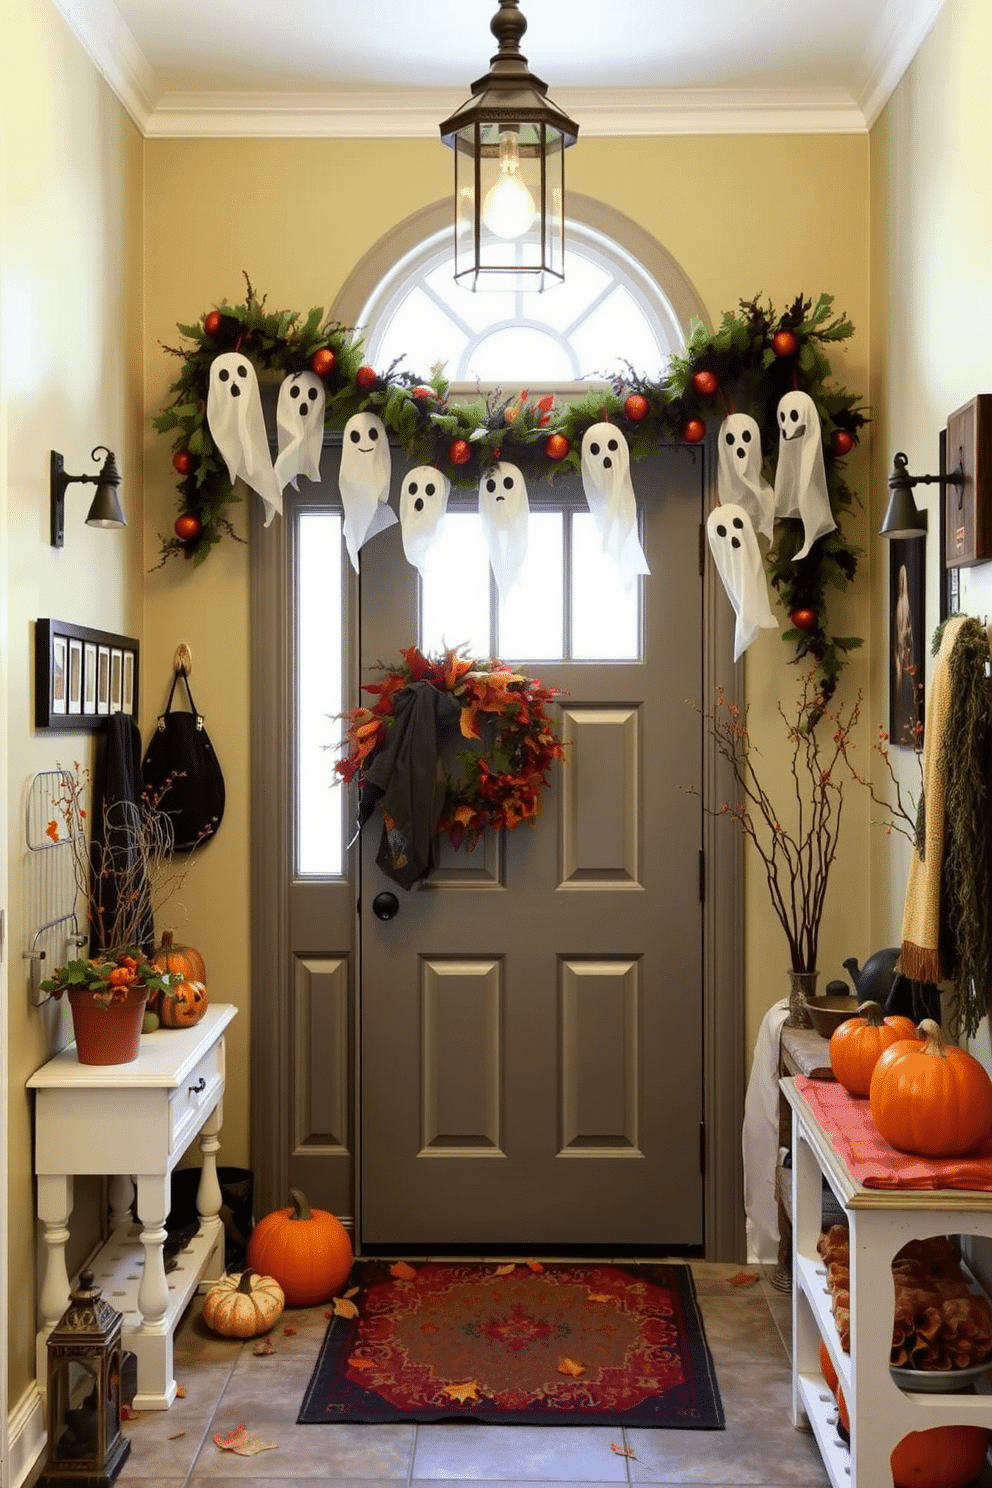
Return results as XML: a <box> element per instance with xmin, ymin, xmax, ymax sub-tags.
<box><xmin>50</xmin><ymin>447</ymin><xmax>126</xmax><ymax>548</ymax></box>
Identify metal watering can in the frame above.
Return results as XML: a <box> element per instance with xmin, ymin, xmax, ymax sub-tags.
<box><xmin>842</xmin><ymin>947</ymin><xmax>901</xmax><ymax>1006</ymax></box>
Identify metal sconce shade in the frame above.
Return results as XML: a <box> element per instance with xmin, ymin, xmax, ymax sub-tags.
<box><xmin>880</xmin><ymin>453</ymin><xmax>929</xmax><ymax>538</ymax></box>
<box><xmin>439</xmin><ymin>0</ymin><xmax>578</xmax><ymax>292</ymax></box>
<box><xmin>51</xmin><ymin>446</ymin><xmax>126</xmax><ymax>547</ymax></box>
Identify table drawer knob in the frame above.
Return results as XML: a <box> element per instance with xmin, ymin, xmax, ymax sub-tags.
<box><xmin>188</xmin><ymin>1076</ymin><xmax>206</xmax><ymax>1096</ymax></box>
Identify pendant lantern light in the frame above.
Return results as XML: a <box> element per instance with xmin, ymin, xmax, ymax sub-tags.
<box><xmin>439</xmin><ymin>0</ymin><xmax>578</xmax><ymax>292</ymax></box>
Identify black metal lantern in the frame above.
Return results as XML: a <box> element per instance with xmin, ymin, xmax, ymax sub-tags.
<box><xmin>439</xmin><ymin>0</ymin><xmax>578</xmax><ymax>292</ymax></box>
<box><xmin>40</xmin><ymin>1270</ymin><xmax>130</xmax><ymax>1488</ymax></box>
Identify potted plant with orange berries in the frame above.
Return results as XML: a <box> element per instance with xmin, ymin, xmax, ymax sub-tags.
<box><xmin>39</xmin><ymin>950</ymin><xmax>173</xmax><ymax>1065</ymax></box>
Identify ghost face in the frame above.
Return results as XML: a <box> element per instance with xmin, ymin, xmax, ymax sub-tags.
<box><xmin>717</xmin><ymin>414</ymin><xmax>774</xmax><ymax>543</ymax></box>
<box><xmin>400</xmin><ymin>466</ymin><xmax>449</xmax><ymax>574</ymax></box>
<box><xmin>706</xmin><ymin>503</ymin><xmax>778</xmax><ymax>662</ymax></box>
<box><xmin>773</xmin><ymin>392</ymin><xmax>836</xmax><ymax>560</ymax></box>
<box><xmin>580</xmin><ymin>422</ymin><xmax>649</xmax><ymax>579</ymax></box>
<box><xmin>206</xmin><ymin>352</ymin><xmax>282</xmax><ymax>526</ymax></box>
<box><xmin>339</xmin><ymin>412</ymin><xmax>395</xmax><ymax>571</ymax></box>
<box><xmin>479</xmin><ymin>462</ymin><xmax>529</xmax><ymax>598</ymax></box>
<box><xmin>274</xmin><ymin>371</ymin><xmax>325</xmax><ymax>491</ymax></box>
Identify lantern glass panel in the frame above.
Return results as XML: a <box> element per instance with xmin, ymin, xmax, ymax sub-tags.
<box><xmin>51</xmin><ymin>1358</ymin><xmax>100</xmax><ymax>1464</ymax></box>
<box><xmin>452</xmin><ymin>121</ymin><xmax>565</xmax><ymax>292</ymax></box>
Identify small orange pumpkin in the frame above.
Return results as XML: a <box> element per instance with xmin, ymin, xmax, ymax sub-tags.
<box><xmin>148</xmin><ymin>930</ymin><xmax>207</xmax><ymax>1018</ymax></box>
<box><xmin>158</xmin><ymin>977</ymin><xmax>209</xmax><ymax>1028</ymax></box>
<box><xmin>890</xmin><ymin>1424</ymin><xmax>990</xmax><ymax>1488</ymax></box>
<box><xmin>245</xmin><ymin>1188</ymin><xmax>353</xmax><ymax>1306</ymax></box>
<box><xmin>828</xmin><ymin>1000</ymin><xmax>917</xmax><ymax>1096</ymax></box>
<box><xmin>869</xmin><ymin>1019</ymin><xmax>992</xmax><ymax>1157</ymax></box>
<box><xmin>202</xmin><ymin>1270</ymin><xmax>285</xmax><ymax>1338</ymax></box>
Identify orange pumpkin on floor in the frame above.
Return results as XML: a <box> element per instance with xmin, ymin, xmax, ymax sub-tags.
<box><xmin>828</xmin><ymin>1000</ymin><xmax>917</xmax><ymax>1096</ymax></box>
<box><xmin>159</xmin><ymin>977</ymin><xmax>208</xmax><ymax>1028</ymax></box>
<box><xmin>890</xmin><ymin>1424</ymin><xmax>990</xmax><ymax>1488</ymax></box>
<box><xmin>246</xmin><ymin>1189</ymin><xmax>353</xmax><ymax>1306</ymax></box>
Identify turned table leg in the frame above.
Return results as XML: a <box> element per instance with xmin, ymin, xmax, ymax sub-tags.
<box><xmin>36</xmin><ymin>1173</ymin><xmax>73</xmax><ymax>1394</ymax></box>
<box><xmin>131</xmin><ymin>1172</ymin><xmax>176</xmax><ymax>1410</ymax></box>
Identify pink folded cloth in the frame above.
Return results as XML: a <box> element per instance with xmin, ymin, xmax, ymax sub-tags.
<box><xmin>795</xmin><ymin>1075</ymin><xmax>992</xmax><ymax>1190</ymax></box>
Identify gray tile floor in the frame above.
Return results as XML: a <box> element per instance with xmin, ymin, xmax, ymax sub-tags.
<box><xmin>106</xmin><ymin>1262</ymin><xmax>831</xmax><ymax>1487</ymax></box>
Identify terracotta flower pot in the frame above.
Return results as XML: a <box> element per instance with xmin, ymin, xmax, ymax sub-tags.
<box><xmin>67</xmin><ymin>983</ymin><xmax>148</xmax><ymax>1065</ymax></box>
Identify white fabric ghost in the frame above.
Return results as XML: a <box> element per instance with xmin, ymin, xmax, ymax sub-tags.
<box><xmin>718</xmin><ymin>414</ymin><xmax>774</xmax><ymax>544</ymax></box>
<box><xmin>206</xmin><ymin>352</ymin><xmax>282</xmax><ymax>526</ymax></box>
<box><xmin>274</xmin><ymin>371</ymin><xmax>325</xmax><ymax>492</ymax></box>
<box><xmin>773</xmin><ymin>391</ymin><xmax>836</xmax><ymax>561</ymax></box>
<box><xmin>339</xmin><ymin>411</ymin><xmax>396</xmax><ymax>571</ymax></box>
<box><xmin>706</xmin><ymin>503</ymin><xmax>779</xmax><ymax>662</ymax></box>
<box><xmin>580</xmin><ymin>422</ymin><xmax>649</xmax><ymax>581</ymax></box>
<box><xmin>399</xmin><ymin>466</ymin><xmax>450</xmax><ymax>575</ymax></box>
<box><xmin>479</xmin><ymin>461</ymin><xmax>529</xmax><ymax>598</ymax></box>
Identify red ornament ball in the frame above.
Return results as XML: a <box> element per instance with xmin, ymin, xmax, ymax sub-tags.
<box><xmin>771</xmin><ymin>330</ymin><xmax>799</xmax><ymax>358</ymax></box>
<box><xmin>831</xmin><ymin>428</ymin><xmax>855</xmax><ymax>457</ymax></box>
<box><xmin>203</xmin><ymin>310</ymin><xmax>223</xmax><ymax>337</ymax></box>
<box><xmin>681</xmin><ymin>418</ymin><xmax>706</xmax><ymax>444</ymax></box>
<box><xmin>624</xmin><ymin>393</ymin><xmax>650</xmax><ymax>423</ymax></box>
<box><xmin>790</xmin><ymin>608</ymin><xmax>818</xmax><ymax>631</ymax></box>
<box><xmin>310</xmin><ymin>348</ymin><xmax>337</xmax><ymax>378</ymax></box>
<box><xmin>174</xmin><ymin>513</ymin><xmax>202</xmax><ymax>542</ymax></box>
<box><xmin>172</xmin><ymin>449</ymin><xmax>194</xmax><ymax>475</ymax></box>
<box><xmin>355</xmin><ymin>365</ymin><xmax>378</xmax><ymax>390</ymax></box>
<box><xmin>544</xmin><ymin>432</ymin><xmax>570</xmax><ymax>461</ymax></box>
<box><xmin>691</xmin><ymin>370</ymin><xmax>719</xmax><ymax>397</ymax></box>
<box><xmin>449</xmin><ymin>439</ymin><xmax>472</xmax><ymax>466</ymax></box>
<box><xmin>412</xmin><ymin>385</ymin><xmax>435</xmax><ymax>402</ymax></box>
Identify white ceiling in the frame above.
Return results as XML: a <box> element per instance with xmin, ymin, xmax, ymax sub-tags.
<box><xmin>54</xmin><ymin>0</ymin><xmax>947</xmax><ymax>137</ymax></box>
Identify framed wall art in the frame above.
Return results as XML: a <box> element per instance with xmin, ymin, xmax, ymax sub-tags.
<box><xmin>35</xmin><ymin>619</ymin><xmax>139</xmax><ymax>730</ymax></box>
<box><xmin>888</xmin><ymin>540</ymin><xmax>925</xmax><ymax>748</ymax></box>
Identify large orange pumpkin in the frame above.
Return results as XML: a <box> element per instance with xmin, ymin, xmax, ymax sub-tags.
<box><xmin>245</xmin><ymin>1189</ymin><xmax>353</xmax><ymax>1305</ymax></box>
<box><xmin>890</xmin><ymin>1424</ymin><xmax>990</xmax><ymax>1488</ymax></box>
<box><xmin>829</xmin><ymin>1001</ymin><xmax>917</xmax><ymax>1096</ymax></box>
<box><xmin>869</xmin><ymin>1020</ymin><xmax>992</xmax><ymax>1157</ymax></box>
<box><xmin>818</xmin><ymin>1337</ymin><xmax>838</xmax><ymax>1396</ymax></box>
<box><xmin>158</xmin><ymin>977</ymin><xmax>209</xmax><ymax>1028</ymax></box>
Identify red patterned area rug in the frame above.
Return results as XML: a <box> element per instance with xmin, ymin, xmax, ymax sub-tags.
<box><xmin>297</xmin><ymin>1259</ymin><xmax>724</xmax><ymax>1428</ymax></box>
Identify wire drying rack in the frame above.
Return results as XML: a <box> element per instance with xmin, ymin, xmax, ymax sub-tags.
<box><xmin>24</xmin><ymin>769</ymin><xmax>88</xmax><ymax>1006</ymax></box>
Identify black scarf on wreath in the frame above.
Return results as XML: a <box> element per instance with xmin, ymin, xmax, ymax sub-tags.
<box><xmin>357</xmin><ymin>680</ymin><xmax>460</xmax><ymax>889</ymax></box>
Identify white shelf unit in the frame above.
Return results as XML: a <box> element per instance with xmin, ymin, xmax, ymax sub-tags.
<box><xmin>783</xmin><ymin>1076</ymin><xmax>992</xmax><ymax>1488</ymax></box>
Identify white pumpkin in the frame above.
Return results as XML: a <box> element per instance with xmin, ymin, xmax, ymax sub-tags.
<box><xmin>202</xmin><ymin>1270</ymin><xmax>285</xmax><ymax>1338</ymax></box>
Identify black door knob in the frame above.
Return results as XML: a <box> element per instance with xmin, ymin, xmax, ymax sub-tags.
<box><xmin>372</xmin><ymin>891</ymin><xmax>400</xmax><ymax>920</ymax></box>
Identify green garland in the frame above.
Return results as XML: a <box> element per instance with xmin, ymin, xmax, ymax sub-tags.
<box><xmin>154</xmin><ymin>276</ymin><xmax>865</xmax><ymax>697</ymax></box>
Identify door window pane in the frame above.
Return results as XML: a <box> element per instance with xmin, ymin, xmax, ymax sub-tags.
<box><xmin>571</xmin><ymin>513</ymin><xmax>640</xmax><ymax>659</ymax></box>
<box><xmin>296</xmin><ymin>511</ymin><xmax>344</xmax><ymax>876</ymax></box>
<box><xmin>498</xmin><ymin>512</ymin><xmax>564</xmax><ymax>660</ymax></box>
<box><xmin>420</xmin><ymin>513</ymin><xmax>490</xmax><ymax>656</ymax></box>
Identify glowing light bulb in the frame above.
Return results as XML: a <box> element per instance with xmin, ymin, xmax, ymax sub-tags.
<box><xmin>481</xmin><ymin>133</ymin><xmax>536</xmax><ymax>240</ymax></box>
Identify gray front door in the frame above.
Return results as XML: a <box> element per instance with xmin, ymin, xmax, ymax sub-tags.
<box><xmin>359</xmin><ymin>449</ymin><xmax>704</xmax><ymax>1248</ymax></box>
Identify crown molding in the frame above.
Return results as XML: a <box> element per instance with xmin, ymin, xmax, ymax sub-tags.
<box><xmin>144</xmin><ymin>85</ymin><xmax>867</xmax><ymax>139</ymax></box>
<box><xmin>49</xmin><ymin>0</ymin><xmax>156</xmax><ymax>131</ymax></box>
<box><xmin>858</xmin><ymin>0</ymin><xmax>948</xmax><ymax>127</ymax></box>
<box><xmin>51</xmin><ymin>0</ymin><xmax>950</xmax><ymax>141</ymax></box>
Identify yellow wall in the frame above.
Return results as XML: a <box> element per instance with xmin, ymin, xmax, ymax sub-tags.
<box><xmin>3</xmin><ymin>0</ymin><xmax>144</xmax><ymax>1417</ymax></box>
<box><xmin>871</xmin><ymin>0</ymin><xmax>992</xmax><ymax>1034</ymax></box>
<box><xmin>143</xmin><ymin>131</ymin><xmax>873</xmax><ymax>1082</ymax></box>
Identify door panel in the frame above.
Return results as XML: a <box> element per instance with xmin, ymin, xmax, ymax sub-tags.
<box><xmin>359</xmin><ymin>448</ymin><xmax>704</xmax><ymax>1248</ymax></box>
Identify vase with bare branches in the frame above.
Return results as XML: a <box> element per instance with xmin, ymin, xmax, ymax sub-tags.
<box><xmin>693</xmin><ymin>670</ymin><xmax>862</xmax><ymax>1028</ymax></box>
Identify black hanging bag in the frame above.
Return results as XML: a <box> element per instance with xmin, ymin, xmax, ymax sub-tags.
<box><xmin>142</xmin><ymin>669</ymin><xmax>225</xmax><ymax>851</ymax></box>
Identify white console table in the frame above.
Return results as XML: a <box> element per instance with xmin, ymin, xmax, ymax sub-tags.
<box><xmin>783</xmin><ymin>1075</ymin><xmax>992</xmax><ymax>1488</ymax></box>
<box><xmin>28</xmin><ymin>1004</ymin><xmax>236</xmax><ymax>1410</ymax></box>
